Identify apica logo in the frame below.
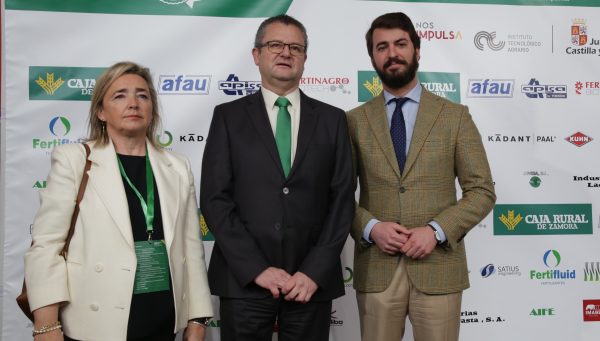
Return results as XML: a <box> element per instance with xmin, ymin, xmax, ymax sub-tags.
<box><xmin>49</xmin><ymin>116</ymin><xmax>71</xmax><ymax>136</ymax></box>
<box><xmin>521</xmin><ymin>79</ymin><xmax>567</xmax><ymax>99</ymax></box>
<box><xmin>219</xmin><ymin>74</ymin><xmax>261</xmax><ymax>95</ymax></box>
<box><xmin>584</xmin><ymin>262</ymin><xmax>600</xmax><ymax>282</ymax></box>
<box><xmin>480</xmin><ymin>264</ymin><xmax>496</xmax><ymax>278</ymax></box>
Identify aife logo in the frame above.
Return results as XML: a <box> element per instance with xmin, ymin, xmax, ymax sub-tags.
<box><xmin>498</xmin><ymin>210</ymin><xmax>523</xmax><ymax>231</ymax></box>
<box><xmin>474</xmin><ymin>31</ymin><xmax>505</xmax><ymax>51</ymax></box>
<box><xmin>35</xmin><ymin>73</ymin><xmax>65</xmax><ymax>95</ymax></box>
<box><xmin>565</xmin><ymin>132</ymin><xmax>593</xmax><ymax>147</ymax></box>
<box><xmin>33</xmin><ymin>181</ymin><xmax>47</xmax><ymax>189</ymax></box>
<box><xmin>480</xmin><ymin>264</ymin><xmax>496</xmax><ymax>278</ymax></box>
<box><xmin>49</xmin><ymin>116</ymin><xmax>71</xmax><ymax>136</ymax></box>
<box><xmin>584</xmin><ymin>262</ymin><xmax>600</xmax><ymax>282</ymax></box>
<box><xmin>530</xmin><ymin>308</ymin><xmax>555</xmax><ymax>316</ymax></box>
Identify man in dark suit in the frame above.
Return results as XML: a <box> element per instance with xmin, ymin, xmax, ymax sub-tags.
<box><xmin>200</xmin><ymin>14</ymin><xmax>354</xmax><ymax>341</ymax></box>
<box><xmin>347</xmin><ymin>12</ymin><xmax>496</xmax><ymax>341</ymax></box>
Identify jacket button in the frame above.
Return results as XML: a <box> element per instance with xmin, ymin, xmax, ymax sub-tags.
<box><xmin>399</xmin><ymin>187</ymin><xmax>406</xmax><ymax>193</ymax></box>
<box><xmin>90</xmin><ymin>303</ymin><xmax>99</xmax><ymax>311</ymax></box>
<box><xmin>94</xmin><ymin>263</ymin><xmax>104</xmax><ymax>272</ymax></box>
<box><xmin>282</xmin><ymin>187</ymin><xmax>290</xmax><ymax>195</ymax></box>
<box><xmin>274</xmin><ymin>223</ymin><xmax>281</xmax><ymax>230</ymax></box>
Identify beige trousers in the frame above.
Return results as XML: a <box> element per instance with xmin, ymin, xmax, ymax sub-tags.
<box><xmin>356</xmin><ymin>257</ymin><xmax>462</xmax><ymax>341</ymax></box>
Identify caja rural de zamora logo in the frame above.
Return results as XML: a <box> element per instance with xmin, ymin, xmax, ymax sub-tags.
<box><xmin>494</xmin><ymin>204</ymin><xmax>593</xmax><ymax>235</ymax></box>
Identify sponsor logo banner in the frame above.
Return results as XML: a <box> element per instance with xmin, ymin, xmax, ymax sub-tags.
<box><xmin>358</xmin><ymin>71</ymin><xmax>460</xmax><ymax>103</ymax></box>
<box><xmin>356</xmin><ymin>0</ymin><xmax>600</xmax><ymax>7</ymax></box>
<box><xmin>566</xmin><ymin>18</ymin><xmax>600</xmax><ymax>56</ymax></box>
<box><xmin>583</xmin><ymin>300</ymin><xmax>600</xmax><ymax>322</ymax></box>
<box><xmin>29</xmin><ymin>66</ymin><xmax>105</xmax><ymax>101</ymax></box>
<box><xmin>199</xmin><ymin>210</ymin><xmax>214</xmax><ymax>241</ymax></box>
<box><xmin>494</xmin><ymin>204</ymin><xmax>593</xmax><ymax>235</ymax></box>
<box><xmin>6</xmin><ymin>0</ymin><xmax>293</xmax><ymax>17</ymax></box>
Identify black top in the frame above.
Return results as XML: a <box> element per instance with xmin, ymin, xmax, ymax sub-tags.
<box><xmin>118</xmin><ymin>154</ymin><xmax>176</xmax><ymax>341</ymax></box>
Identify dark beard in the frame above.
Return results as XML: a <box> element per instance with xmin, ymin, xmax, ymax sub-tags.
<box><xmin>373</xmin><ymin>53</ymin><xmax>419</xmax><ymax>90</ymax></box>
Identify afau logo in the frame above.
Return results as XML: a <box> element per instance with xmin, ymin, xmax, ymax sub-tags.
<box><xmin>467</xmin><ymin>79</ymin><xmax>514</xmax><ymax>98</ymax></box>
<box><xmin>521</xmin><ymin>79</ymin><xmax>567</xmax><ymax>99</ymax></box>
<box><xmin>584</xmin><ymin>262</ymin><xmax>600</xmax><ymax>282</ymax></box>
<box><xmin>574</xmin><ymin>81</ymin><xmax>600</xmax><ymax>96</ymax></box>
<box><xmin>156</xmin><ymin>131</ymin><xmax>174</xmax><ymax>148</ymax></box>
<box><xmin>529</xmin><ymin>249</ymin><xmax>576</xmax><ymax>284</ymax></box>
<box><xmin>566</xmin><ymin>18</ymin><xmax>600</xmax><ymax>56</ymax></box>
<box><xmin>199</xmin><ymin>211</ymin><xmax>214</xmax><ymax>241</ymax></box>
<box><xmin>158</xmin><ymin>75</ymin><xmax>210</xmax><ymax>95</ymax></box>
<box><xmin>565</xmin><ymin>132</ymin><xmax>593</xmax><ymax>147</ymax></box>
<box><xmin>33</xmin><ymin>116</ymin><xmax>83</xmax><ymax>150</ymax></box>
<box><xmin>29</xmin><ymin>66</ymin><xmax>105</xmax><ymax>101</ymax></box>
<box><xmin>219</xmin><ymin>74</ymin><xmax>261</xmax><ymax>95</ymax></box>
<box><xmin>494</xmin><ymin>204</ymin><xmax>593</xmax><ymax>235</ymax></box>
<box><xmin>584</xmin><ymin>300</ymin><xmax>600</xmax><ymax>322</ymax></box>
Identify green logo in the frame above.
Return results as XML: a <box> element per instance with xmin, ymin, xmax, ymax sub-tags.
<box><xmin>199</xmin><ymin>209</ymin><xmax>215</xmax><ymax>241</ymax></box>
<box><xmin>6</xmin><ymin>0</ymin><xmax>293</xmax><ymax>17</ymax></box>
<box><xmin>494</xmin><ymin>204</ymin><xmax>593</xmax><ymax>235</ymax></box>
<box><xmin>529</xmin><ymin>176</ymin><xmax>541</xmax><ymax>188</ymax></box>
<box><xmin>157</xmin><ymin>131</ymin><xmax>174</xmax><ymax>147</ymax></box>
<box><xmin>355</xmin><ymin>0</ymin><xmax>600</xmax><ymax>7</ymax></box>
<box><xmin>29</xmin><ymin>66</ymin><xmax>105</xmax><ymax>101</ymax></box>
<box><xmin>357</xmin><ymin>71</ymin><xmax>460</xmax><ymax>103</ymax></box>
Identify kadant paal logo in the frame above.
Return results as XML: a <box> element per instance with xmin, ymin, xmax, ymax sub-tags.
<box><xmin>584</xmin><ymin>300</ymin><xmax>600</xmax><ymax>321</ymax></box>
<box><xmin>565</xmin><ymin>132</ymin><xmax>593</xmax><ymax>147</ymax></box>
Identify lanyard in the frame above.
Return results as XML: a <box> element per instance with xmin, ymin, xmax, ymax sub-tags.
<box><xmin>117</xmin><ymin>148</ymin><xmax>155</xmax><ymax>241</ymax></box>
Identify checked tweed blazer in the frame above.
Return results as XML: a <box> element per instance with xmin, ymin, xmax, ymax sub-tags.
<box><xmin>347</xmin><ymin>89</ymin><xmax>496</xmax><ymax>294</ymax></box>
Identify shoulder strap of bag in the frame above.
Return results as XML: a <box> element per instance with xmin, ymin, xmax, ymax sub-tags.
<box><xmin>59</xmin><ymin>143</ymin><xmax>91</xmax><ymax>260</ymax></box>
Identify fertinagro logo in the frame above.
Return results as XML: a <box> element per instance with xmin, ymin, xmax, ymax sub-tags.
<box><xmin>494</xmin><ymin>204</ymin><xmax>593</xmax><ymax>235</ymax></box>
<box><xmin>29</xmin><ymin>66</ymin><xmax>105</xmax><ymax>101</ymax></box>
<box><xmin>357</xmin><ymin>71</ymin><xmax>460</xmax><ymax>103</ymax></box>
<box><xmin>6</xmin><ymin>0</ymin><xmax>292</xmax><ymax>17</ymax></box>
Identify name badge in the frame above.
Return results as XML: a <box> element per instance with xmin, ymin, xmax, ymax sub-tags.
<box><xmin>133</xmin><ymin>240</ymin><xmax>170</xmax><ymax>294</ymax></box>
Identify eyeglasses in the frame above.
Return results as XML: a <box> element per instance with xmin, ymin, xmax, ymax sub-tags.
<box><xmin>259</xmin><ymin>40</ymin><xmax>306</xmax><ymax>56</ymax></box>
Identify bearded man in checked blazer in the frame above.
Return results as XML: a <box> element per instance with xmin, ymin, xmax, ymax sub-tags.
<box><xmin>347</xmin><ymin>12</ymin><xmax>496</xmax><ymax>341</ymax></box>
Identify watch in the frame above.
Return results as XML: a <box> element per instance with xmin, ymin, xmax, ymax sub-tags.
<box><xmin>428</xmin><ymin>224</ymin><xmax>442</xmax><ymax>244</ymax></box>
<box><xmin>190</xmin><ymin>317</ymin><xmax>211</xmax><ymax>327</ymax></box>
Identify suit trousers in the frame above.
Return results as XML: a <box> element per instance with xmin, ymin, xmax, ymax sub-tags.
<box><xmin>356</xmin><ymin>257</ymin><xmax>462</xmax><ymax>341</ymax></box>
<box><xmin>219</xmin><ymin>296</ymin><xmax>332</xmax><ymax>341</ymax></box>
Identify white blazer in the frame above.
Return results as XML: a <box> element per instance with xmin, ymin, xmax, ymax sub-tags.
<box><xmin>25</xmin><ymin>140</ymin><xmax>213</xmax><ymax>340</ymax></box>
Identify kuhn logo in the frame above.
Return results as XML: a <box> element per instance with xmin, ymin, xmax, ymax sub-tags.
<box><xmin>565</xmin><ymin>132</ymin><xmax>593</xmax><ymax>147</ymax></box>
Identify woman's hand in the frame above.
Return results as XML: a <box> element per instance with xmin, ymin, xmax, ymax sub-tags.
<box><xmin>183</xmin><ymin>322</ymin><xmax>206</xmax><ymax>341</ymax></box>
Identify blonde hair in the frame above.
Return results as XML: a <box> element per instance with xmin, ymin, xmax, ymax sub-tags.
<box><xmin>87</xmin><ymin>61</ymin><xmax>161</xmax><ymax>148</ymax></box>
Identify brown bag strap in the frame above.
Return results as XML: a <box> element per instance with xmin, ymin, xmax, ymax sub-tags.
<box><xmin>59</xmin><ymin>143</ymin><xmax>91</xmax><ymax>259</ymax></box>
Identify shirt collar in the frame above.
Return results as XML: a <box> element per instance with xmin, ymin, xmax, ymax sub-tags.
<box><xmin>383</xmin><ymin>81</ymin><xmax>422</xmax><ymax>106</ymax></box>
<box><xmin>261</xmin><ymin>87</ymin><xmax>301</xmax><ymax>110</ymax></box>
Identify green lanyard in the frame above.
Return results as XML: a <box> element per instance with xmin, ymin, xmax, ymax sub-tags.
<box><xmin>117</xmin><ymin>148</ymin><xmax>155</xmax><ymax>241</ymax></box>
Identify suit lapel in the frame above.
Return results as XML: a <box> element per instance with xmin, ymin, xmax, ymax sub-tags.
<box><xmin>245</xmin><ymin>91</ymin><xmax>286</xmax><ymax>177</ymax></box>
<box><xmin>288</xmin><ymin>91</ymin><xmax>318</xmax><ymax>179</ymax></box>
<box><xmin>404</xmin><ymin>89</ymin><xmax>442</xmax><ymax>176</ymax></box>
<box><xmin>147</xmin><ymin>143</ymin><xmax>179</xmax><ymax>248</ymax></box>
<box><xmin>365</xmin><ymin>94</ymin><xmax>402</xmax><ymax>179</ymax></box>
<box><xmin>87</xmin><ymin>140</ymin><xmax>134</xmax><ymax>248</ymax></box>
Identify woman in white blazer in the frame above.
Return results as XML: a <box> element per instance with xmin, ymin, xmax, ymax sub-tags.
<box><xmin>25</xmin><ymin>62</ymin><xmax>213</xmax><ymax>341</ymax></box>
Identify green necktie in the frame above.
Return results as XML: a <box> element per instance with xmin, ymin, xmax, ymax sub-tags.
<box><xmin>275</xmin><ymin>96</ymin><xmax>292</xmax><ymax>177</ymax></box>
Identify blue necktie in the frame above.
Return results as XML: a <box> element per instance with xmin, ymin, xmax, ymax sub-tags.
<box><xmin>390</xmin><ymin>97</ymin><xmax>409</xmax><ymax>174</ymax></box>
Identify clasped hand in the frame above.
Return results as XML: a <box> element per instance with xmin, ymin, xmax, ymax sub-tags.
<box><xmin>370</xmin><ymin>222</ymin><xmax>437</xmax><ymax>259</ymax></box>
<box><xmin>254</xmin><ymin>267</ymin><xmax>317</xmax><ymax>303</ymax></box>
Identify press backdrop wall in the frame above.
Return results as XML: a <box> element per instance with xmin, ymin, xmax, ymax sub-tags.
<box><xmin>2</xmin><ymin>0</ymin><xmax>600</xmax><ymax>340</ymax></box>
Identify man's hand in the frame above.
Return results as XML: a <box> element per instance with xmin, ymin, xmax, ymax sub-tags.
<box><xmin>370</xmin><ymin>222</ymin><xmax>411</xmax><ymax>255</ymax></box>
<box><xmin>281</xmin><ymin>272</ymin><xmax>318</xmax><ymax>303</ymax></box>
<box><xmin>400</xmin><ymin>226</ymin><xmax>437</xmax><ymax>259</ymax></box>
<box><xmin>255</xmin><ymin>267</ymin><xmax>291</xmax><ymax>298</ymax></box>
<box><xmin>184</xmin><ymin>322</ymin><xmax>206</xmax><ymax>341</ymax></box>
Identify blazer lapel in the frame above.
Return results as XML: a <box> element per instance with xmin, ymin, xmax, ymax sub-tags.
<box><xmin>288</xmin><ymin>91</ymin><xmax>318</xmax><ymax>179</ymax></box>
<box><xmin>365</xmin><ymin>94</ymin><xmax>402</xmax><ymax>179</ymax></box>
<box><xmin>404</xmin><ymin>89</ymin><xmax>442</xmax><ymax>177</ymax></box>
<box><xmin>245</xmin><ymin>91</ymin><xmax>286</xmax><ymax>177</ymax></box>
<box><xmin>147</xmin><ymin>142</ymin><xmax>179</xmax><ymax>248</ymax></box>
<box><xmin>87</xmin><ymin>140</ymin><xmax>134</xmax><ymax>248</ymax></box>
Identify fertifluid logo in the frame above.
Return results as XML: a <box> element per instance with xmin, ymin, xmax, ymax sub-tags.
<box><xmin>219</xmin><ymin>74</ymin><xmax>261</xmax><ymax>95</ymax></box>
<box><xmin>158</xmin><ymin>75</ymin><xmax>210</xmax><ymax>95</ymax></box>
<box><xmin>530</xmin><ymin>249</ymin><xmax>576</xmax><ymax>285</ymax></box>
<box><xmin>49</xmin><ymin>116</ymin><xmax>71</xmax><ymax>136</ymax></box>
<box><xmin>467</xmin><ymin>79</ymin><xmax>514</xmax><ymax>98</ymax></box>
<box><xmin>521</xmin><ymin>79</ymin><xmax>567</xmax><ymax>99</ymax></box>
<box><xmin>33</xmin><ymin>116</ymin><xmax>83</xmax><ymax>150</ymax></box>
